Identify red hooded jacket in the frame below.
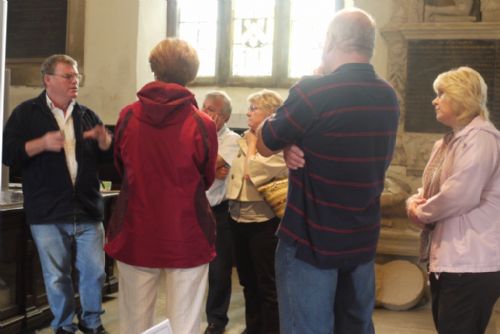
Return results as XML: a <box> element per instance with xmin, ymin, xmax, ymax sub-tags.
<box><xmin>105</xmin><ymin>81</ymin><xmax>218</xmax><ymax>268</ymax></box>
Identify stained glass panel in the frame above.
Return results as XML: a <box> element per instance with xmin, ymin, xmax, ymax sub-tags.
<box><xmin>232</xmin><ymin>0</ymin><xmax>275</xmax><ymax>77</ymax></box>
<box><xmin>289</xmin><ymin>0</ymin><xmax>335</xmax><ymax>78</ymax></box>
<box><xmin>177</xmin><ymin>0</ymin><xmax>218</xmax><ymax>77</ymax></box>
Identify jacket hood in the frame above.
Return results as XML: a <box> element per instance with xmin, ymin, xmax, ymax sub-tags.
<box><xmin>134</xmin><ymin>81</ymin><xmax>197</xmax><ymax>128</ymax></box>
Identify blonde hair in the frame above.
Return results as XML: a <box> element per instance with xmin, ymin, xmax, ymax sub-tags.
<box><xmin>248</xmin><ymin>89</ymin><xmax>283</xmax><ymax>116</ymax></box>
<box><xmin>433</xmin><ymin>66</ymin><xmax>489</xmax><ymax>126</ymax></box>
<box><xmin>149</xmin><ymin>38</ymin><xmax>199</xmax><ymax>86</ymax></box>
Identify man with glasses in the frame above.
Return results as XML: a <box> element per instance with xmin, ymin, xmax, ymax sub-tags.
<box><xmin>3</xmin><ymin>54</ymin><xmax>112</xmax><ymax>334</ymax></box>
<box><xmin>201</xmin><ymin>91</ymin><xmax>240</xmax><ymax>334</ymax></box>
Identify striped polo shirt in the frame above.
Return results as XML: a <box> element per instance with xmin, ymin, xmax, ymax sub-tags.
<box><xmin>261</xmin><ymin>63</ymin><xmax>400</xmax><ymax>269</ymax></box>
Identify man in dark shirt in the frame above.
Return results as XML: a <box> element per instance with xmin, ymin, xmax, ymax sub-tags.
<box><xmin>3</xmin><ymin>54</ymin><xmax>112</xmax><ymax>334</ymax></box>
<box><xmin>257</xmin><ymin>8</ymin><xmax>399</xmax><ymax>334</ymax></box>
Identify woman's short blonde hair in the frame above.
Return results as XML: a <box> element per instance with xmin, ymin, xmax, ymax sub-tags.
<box><xmin>149</xmin><ymin>38</ymin><xmax>199</xmax><ymax>86</ymax></box>
<box><xmin>248</xmin><ymin>89</ymin><xmax>283</xmax><ymax>115</ymax></box>
<box><xmin>433</xmin><ymin>66</ymin><xmax>489</xmax><ymax>126</ymax></box>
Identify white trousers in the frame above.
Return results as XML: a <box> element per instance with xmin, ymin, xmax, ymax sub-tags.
<box><xmin>117</xmin><ymin>261</ymin><xmax>208</xmax><ymax>334</ymax></box>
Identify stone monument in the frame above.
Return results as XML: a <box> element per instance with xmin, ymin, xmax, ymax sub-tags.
<box><xmin>481</xmin><ymin>0</ymin><xmax>500</xmax><ymax>21</ymax></box>
<box><xmin>424</xmin><ymin>0</ymin><xmax>476</xmax><ymax>22</ymax></box>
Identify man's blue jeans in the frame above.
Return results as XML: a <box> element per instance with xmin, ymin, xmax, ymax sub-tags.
<box><xmin>275</xmin><ymin>239</ymin><xmax>375</xmax><ymax>334</ymax></box>
<box><xmin>30</xmin><ymin>222</ymin><xmax>106</xmax><ymax>332</ymax></box>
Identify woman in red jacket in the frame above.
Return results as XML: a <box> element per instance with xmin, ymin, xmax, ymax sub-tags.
<box><xmin>105</xmin><ymin>38</ymin><xmax>218</xmax><ymax>334</ymax></box>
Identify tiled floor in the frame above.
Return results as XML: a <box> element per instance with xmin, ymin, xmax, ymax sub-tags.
<box><xmin>36</xmin><ymin>269</ymin><xmax>500</xmax><ymax>334</ymax></box>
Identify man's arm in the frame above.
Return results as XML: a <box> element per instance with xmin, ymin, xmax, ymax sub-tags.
<box><xmin>3</xmin><ymin>107</ymin><xmax>63</xmax><ymax>167</ymax></box>
<box><xmin>256</xmin><ymin>121</ymin><xmax>278</xmax><ymax>157</ymax></box>
<box><xmin>256</xmin><ymin>115</ymin><xmax>305</xmax><ymax>169</ymax></box>
<box><xmin>283</xmin><ymin>145</ymin><xmax>305</xmax><ymax>170</ymax></box>
<box><xmin>215</xmin><ymin>155</ymin><xmax>229</xmax><ymax>180</ymax></box>
<box><xmin>202</xmin><ymin>117</ymin><xmax>219</xmax><ymax>189</ymax></box>
<box><xmin>215</xmin><ymin>130</ymin><xmax>240</xmax><ymax>180</ymax></box>
<box><xmin>25</xmin><ymin>131</ymin><xmax>65</xmax><ymax>157</ymax></box>
<box><xmin>83</xmin><ymin>124</ymin><xmax>113</xmax><ymax>151</ymax></box>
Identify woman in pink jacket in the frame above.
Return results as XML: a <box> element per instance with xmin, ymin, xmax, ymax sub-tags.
<box><xmin>407</xmin><ymin>66</ymin><xmax>500</xmax><ymax>334</ymax></box>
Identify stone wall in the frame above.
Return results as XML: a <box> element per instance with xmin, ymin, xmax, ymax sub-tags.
<box><xmin>382</xmin><ymin>0</ymin><xmax>500</xmax><ymax>191</ymax></box>
<box><xmin>376</xmin><ymin>0</ymin><xmax>500</xmax><ymax>259</ymax></box>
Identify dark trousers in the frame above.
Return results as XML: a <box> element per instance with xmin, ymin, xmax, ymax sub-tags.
<box><xmin>430</xmin><ymin>271</ymin><xmax>500</xmax><ymax>334</ymax></box>
<box><xmin>230</xmin><ymin>216</ymin><xmax>280</xmax><ymax>334</ymax></box>
<box><xmin>206</xmin><ymin>201</ymin><xmax>234</xmax><ymax>328</ymax></box>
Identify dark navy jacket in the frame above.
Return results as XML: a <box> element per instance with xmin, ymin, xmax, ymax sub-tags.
<box><xmin>3</xmin><ymin>91</ymin><xmax>113</xmax><ymax>224</ymax></box>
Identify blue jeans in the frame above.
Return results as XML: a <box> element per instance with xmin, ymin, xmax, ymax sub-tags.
<box><xmin>30</xmin><ymin>222</ymin><xmax>106</xmax><ymax>332</ymax></box>
<box><xmin>275</xmin><ymin>239</ymin><xmax>375</xmax><ymax>334</ymax></box>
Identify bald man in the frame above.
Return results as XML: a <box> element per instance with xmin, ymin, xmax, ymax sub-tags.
<box><xmin>257</xmin><ymin>8</ymin><xmax>399</xmax><ymax>334</ymax></box>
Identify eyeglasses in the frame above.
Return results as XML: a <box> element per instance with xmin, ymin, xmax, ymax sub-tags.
<box><xmin>248</xmin><ymin>105</ymin><xmax>261</xmax><ymax>112</ymax></box>
<box><xmin>49</xmin><ymin>73</ymin><xmax>83</xmax><ymax>81</ymax></box>
<box><xmin>203</xmin><ymin>106</ymin><xmax>219</xmax><ymax>114</ymax></box>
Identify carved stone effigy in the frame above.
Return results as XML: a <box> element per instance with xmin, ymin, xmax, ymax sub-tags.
<box><xmin>377</xmin><ymin>176</ymin><xmax>426</xmax><ymax>310</ymax></box>
<box><xmin>375</xmin><ymin>260</ymin><xmax>425</xmax><ymax>311</ymax></box>
<box><xmin>378</xmin><ymin>174</ymin><xmax>421</xmax><ymax>257</ymax></box>
<box><xmin>424</xmin><ymin>0</ymin><xmax>476</xmax><ymax>22</ymax></box>
<box><xmin>380</xmin><ymin>175</ymin><xmax>411</xmax><ymax>217</ymax></box>
<box><xmin>390</xmin><ymin>0</ymin><xmax>425</xmax><ymax>23</ymax></box>
<box><xmin>481</xmin><ymin>0</ymin><xmax>500</xmax><ymax>21</ymax></box>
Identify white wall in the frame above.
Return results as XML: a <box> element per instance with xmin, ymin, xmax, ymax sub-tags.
<box><xmin>78</xmin><ymin>0</ymin><xmax>139</xmax><ymax>124</ymax></box>
<box><xmin>354</xmin><ymin>0</ymin><xmax>393</xmax><ymax>79</ymax></box>
<box><xmin>136</xmin><ymin>0</ymin><xmax>166</xmax><ymax>91</ymax></box>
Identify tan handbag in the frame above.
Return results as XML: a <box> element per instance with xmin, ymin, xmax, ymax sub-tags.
<box><xmin>257</xmin><ymin>178</ymin><xmax>288</xmax><ymax>218</ymax></box>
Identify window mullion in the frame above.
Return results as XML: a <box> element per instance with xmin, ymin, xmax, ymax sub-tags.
<box><xmin>166</xmin><ymin>0</ymin><xmax>178</xmax><ymax>37</ymax></box>
<box><xmin>216</xmin><ymin>0</ymin><xmax>231</xmax><ymax>85</ymax></box>
<box><xmin>273</xmin><ymin>0</ymin><xmax>290</xmax><ymax>85</ymax></box>
<box><xmin>336</xmin><ymin>0</ymin><xmax>344</xmax><ymax>11</ymax></box>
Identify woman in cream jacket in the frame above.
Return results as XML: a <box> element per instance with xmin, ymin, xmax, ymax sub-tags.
<box><xmin>226</xmin><ymin>90</ymin><xmax>287</xmax><ymax>334</ymax></box>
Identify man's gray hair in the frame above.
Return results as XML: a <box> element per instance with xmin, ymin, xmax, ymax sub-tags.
<box><xmin>205</xmin><ymin>91</ymin><xmax>232</xmax><ymax>119</ymax></box>
<box><xmin>326</xmin><ymin>8</ymin><xmax>376</xmax><ymax>58</ymax></box>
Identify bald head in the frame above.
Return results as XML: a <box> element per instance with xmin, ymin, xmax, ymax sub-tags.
<box><xmin>324</xmin><ymin>8</ymin><xmax>376</xmax><ymax>59</ymax></box>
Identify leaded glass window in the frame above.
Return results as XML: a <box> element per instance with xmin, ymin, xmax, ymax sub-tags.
<box><xmin>232</xmin><ymin>0</ymin><xmax>275</xmax><ymax>77</ymax></box>
<box><xmin>167</xmin><ymin>0</ymin><xmax>343</xmax><ymax>86</ymax></box>
<box><xmin>288</xmin><ymin>0</ymin><xmax>334</xmax><ymax>78</ymax></box>
<box><xmin>176</xmin><ymin>0</ymin><xmax>218</xmax><ymax>77</ymax></box>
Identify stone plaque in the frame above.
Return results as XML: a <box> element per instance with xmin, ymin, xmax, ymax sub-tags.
<box><xmin>7</xmin><ymin>0</ymin><xmax>67</xmax><ymax>59</ymax></box>
<box><xmin>405</xmin><ymin>39</ymin><xmax>500</xmax><ymax>133</ymax></box>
